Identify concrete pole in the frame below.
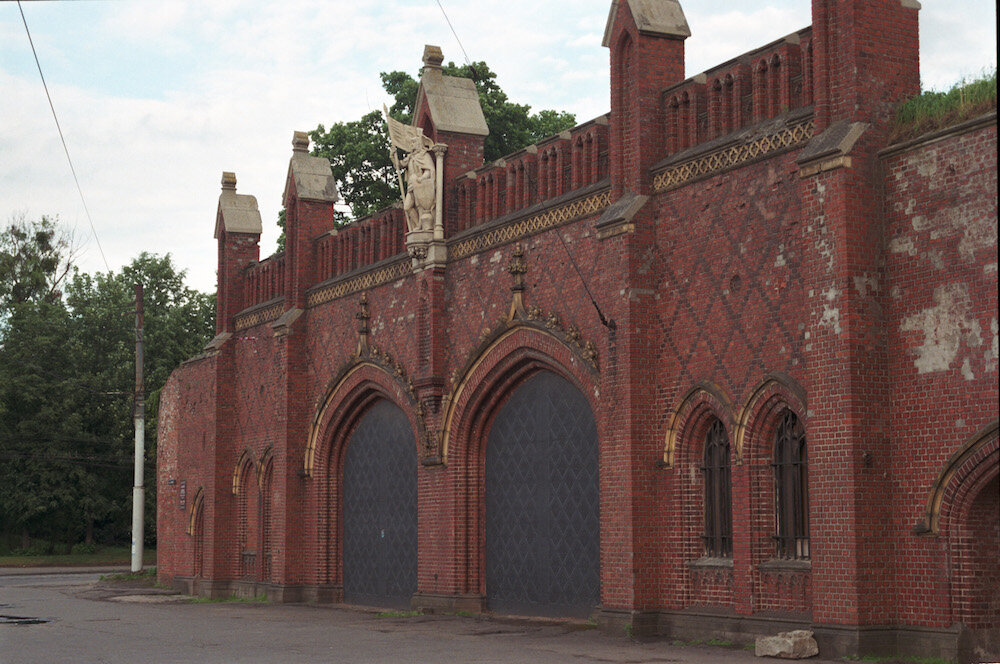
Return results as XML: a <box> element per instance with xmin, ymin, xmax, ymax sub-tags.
<box><xmin>131</xmin><ymin>283</ymin><xmax>145</xmax><ymax>573</ymax></box>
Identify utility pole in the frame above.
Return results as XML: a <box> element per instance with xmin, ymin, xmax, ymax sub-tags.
<box><xmin>131</xmin><ymin>283</ymin><xmax>145</xmax><ymax>573</ymax></box>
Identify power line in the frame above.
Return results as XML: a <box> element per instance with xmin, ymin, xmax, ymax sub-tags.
<box><xmin>17</xmin><ymin>0</ymin><xmax>111</xmax><ymax>273</ymax></box>
<box><xmin>434</xmin><ymin>0</ymin><xmax>473</xmax><ymax>68</ymax></box>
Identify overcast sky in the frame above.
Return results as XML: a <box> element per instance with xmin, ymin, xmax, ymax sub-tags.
<box><xmin>2</xmin><ymin>0</ymin><xmax>996</xmax><ymax>293</ymax></box>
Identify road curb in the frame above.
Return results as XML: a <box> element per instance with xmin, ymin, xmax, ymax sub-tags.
<box><xmin>0</xmin><ymin>565</ymin><xmax>130</xmax><ymax>577</ymax></box>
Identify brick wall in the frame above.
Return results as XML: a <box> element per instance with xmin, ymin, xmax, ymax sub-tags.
<box><xmin>156</xmin><ymin>1</ymin><xmax>997</xmax><ymax>659</ymax></box>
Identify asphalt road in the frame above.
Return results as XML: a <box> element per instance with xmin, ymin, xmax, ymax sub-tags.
<box><xmin>0</xmin><ymin>569</ymin><xmax>841</xmax><ymax>664</ymax></box>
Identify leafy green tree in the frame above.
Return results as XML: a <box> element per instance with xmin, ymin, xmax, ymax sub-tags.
<box><xmin>278</xmin><ymin>61</ymin><xmax>576</xmax><ymax>246</ymax></box>
<box><xmin>0</xmin><ymin>213</ymin><xmax>77</xmax><ymax>313</ymax></box>
<box><xmin>0</xmin><ymin>299</ymin><xmax>86</xmax><ymax>549</ymax></box>
<box><xmin>0</xmin><ymin>243</ymin><xmax>214</xmax><ymax>549</ymax></box>
<box><xmin>64</xmin><ymin>253</ymin><xmax>215</xmax><ymax>544</ymax></box>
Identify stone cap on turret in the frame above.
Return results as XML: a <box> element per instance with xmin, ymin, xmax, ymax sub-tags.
<box><xmin>414</xmin><ymin>45</ymin><xmax>489</xmax><ymax>137</ymax></box>
<box><xmin>602</xmin><ymin>0</ymin><xmax>691</xmax><ymax>46</ymax></box>
<box><xmin>284</xmin><ymin>131</ymin><xmax>340</xmax><ymax>204</ymax></box>
<box><xmin>215</xmin><ymin>171</ymin><xmax>262</xmax><ymax>239</ymax></box>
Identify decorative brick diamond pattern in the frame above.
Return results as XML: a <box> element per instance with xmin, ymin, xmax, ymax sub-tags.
<box><xmin>485</xmin><ymin>372</ymin><xmax>600</xmax><ymax>618</ymax></box>
<box><xmin>655</xmin><ymin>151</ymin><xmax>806</xmax><ymax>403</ymax></box>
<box><xmin>342</xmin><ymin>400</ymin><xmax>418</xmax><ymax>609</ymax></box>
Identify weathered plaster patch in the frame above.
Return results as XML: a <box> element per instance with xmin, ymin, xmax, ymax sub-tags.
<box><xmin>911</xmin><ymin>208</ymin><xmax>997</xmax><ymax>263</ymax></box>
<box><xmin>961</xmin><ymin>358</ymin><xmax>975</xmax><ymax>381</ymax></box>
<box><xmin>489</xmin><ymin>251</ymin><xmax>503</xmax><ymax>263</ymax></box>
<box><xmin>928</xmin><ymin>250</ymin><xmax>946</xmax><ymax>271</ymax></box>
<box><xmin>820</xmin><ymin>287</ymin><xmax>842</xmax><ymax>334</ymax></box>
<box><xmin>853</xmin><ymin>274</ymin><xmax>879</xmax><ymax>297</ymax></box>
<box><xmin>889</xmin><ymin>236</ymin><xmax>917</xmax><ymax>256</ymax></box>
<box><xmin>774</xmin><ymin>244</ymin><xmax>787</xmax><ymax>267</ymax></box>
<box><xmin>958</xmin><ymin>213</ymin><xmax>998</xmax><ymax>260</ymax></box>
<box><xmin>915</xmin><ymin>158</ymin><xmax>938</xmax><ymax>178</ymax></box>
<box><xmin>985</xmin><ymin>263</ymin><xmax>998</xmax><ymax>275</ymax></box>
<box><xmin>901</xmin><ymin>283</ymin><xmax>984</xmax><ymax>374</ymax></box>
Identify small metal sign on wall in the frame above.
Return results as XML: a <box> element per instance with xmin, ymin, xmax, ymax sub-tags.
<box><xmin>179</xmin><ymin>480</ymin><xmax>186</xmax><ymax>511</ymax></box>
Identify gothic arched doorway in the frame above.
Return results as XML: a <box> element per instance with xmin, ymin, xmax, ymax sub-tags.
<box><xmin>341</xmin><ymin>400</ymin><xmax>418</xmax><ymax>608</ymax></box>
<box><xmin>484</xmin><ymin>371</ymin><xmax>600</xmax><ymax>617</ymax></box>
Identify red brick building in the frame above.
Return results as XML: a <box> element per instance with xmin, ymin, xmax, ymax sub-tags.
<box><xmin>157</xmin><ymin>0</ymin><xmax>999</xmax><ymax>660</ymax></box>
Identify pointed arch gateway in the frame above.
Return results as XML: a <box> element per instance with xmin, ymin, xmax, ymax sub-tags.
<box><xmin>485</xmin><ymin>370</ymin><xmax>600</xmax><ymax>617</ymax></box>
<box><xmin>307</xmin><ymin>361</ymin><xmax>421</xmax><ymax>609</ymax></box>
<box><xmin>341</xmin><ymin>400</ymin><xmax>418</xmax><ymax>608</ymax></box>
<box><xmin>443</xmin><ymin>326</ymin><xmax>602</xmax><ymax>619</ymax></box>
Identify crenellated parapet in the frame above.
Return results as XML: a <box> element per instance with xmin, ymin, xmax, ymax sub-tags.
<box><xmin>216</xmin><ymin>0</ymin><xmax>923</xmax><ymax>330</ymax></box>
<box><xmin>315</xmin><ymin>207</ymin><xmax>407</xmax><ymax>282</ymax></box>
<box><xmin>243</xmin><ymin>252</ymin><xmax>285</xmax><ymax>311</ymax></box>
<box><xmin>663</xmin><ymin>28</ymin><xmax>813</xmax><ymax>158</ymax></box>
<box><xmin>453</xmin><ymin>116</ymin><xmax>610</xmax><ymax>233</ymax></box>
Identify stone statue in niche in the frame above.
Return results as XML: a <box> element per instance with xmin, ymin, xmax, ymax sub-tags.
<box><xmin>385</xmin><ymin>108</ymin><xmax>436</xmax><ymax>233</ymax></box>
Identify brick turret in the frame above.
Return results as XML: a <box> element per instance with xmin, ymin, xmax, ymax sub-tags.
<box><xmin>812</xmin><ymin>0</ymin><xmax>920</xmax><ymax>132</ymax></box>
<box><xmin>214</xmin><ymin>172</ymin><xmax>262</xmax><ymax>334</ymax></box>
<box><xmin>604</xmin><ymin>0</ymin><xmax>689</xmax><ymax>198</ymax></box>
<box><xmin>282</xmin><ymin>131</ymin><xmax>339</xmax><ymax>311</ymax></box>
<box><xmin>412</xmin><ymin>45</ymin><xmax>489</xmax><ymax>236</ymax></box>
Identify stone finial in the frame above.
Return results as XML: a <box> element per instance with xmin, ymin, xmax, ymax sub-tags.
<box><xmin>292</xmin><ymin>131</ymin><xmax>310</xmax><ymax>154</ymax></box>
<box><xmin>603</xmin><ymin>0</ymin><xmax>691</xmax><ymax>47</ymax></box>
<box><xmin>423</xmin><ymin>44</ymin><xmax>444</xmax><ymax>69</ymax></box>
<box><xmin>221</xmin><ymin>171</ymin><xmax>237</xmax><ymax>191</ymax></box>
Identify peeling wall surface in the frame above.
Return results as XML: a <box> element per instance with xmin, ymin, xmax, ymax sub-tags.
<box><xmin>156</xmin><ymin>2</ymin><xmax>998</xmax><ymax>661</ymax></box>
<box><xmin>884</xmin><ymin>119</ymin><xmax>999</xmax><ymax>631</ymax></box>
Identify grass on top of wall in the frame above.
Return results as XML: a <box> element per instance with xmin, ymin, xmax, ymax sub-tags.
<box><xmin>891</xmin><ymin>69</ymin><xmax>997</xmax><ymax>143</ymax></box>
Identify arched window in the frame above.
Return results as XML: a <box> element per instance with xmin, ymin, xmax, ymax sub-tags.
<box><xmin>773</xmin><ymin>410</ymin><xmax>809</xmax><ymax>559</ymax></box>
<box><xmin>702</xmin><ymin>419</ymin><xmax>732</xmax><ymax>557</ymax></box>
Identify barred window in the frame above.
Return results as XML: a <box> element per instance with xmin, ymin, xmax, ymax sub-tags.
<box><xmin>773</xmin><ymin>410</ymin><xmax>809</xmax><ymax>559</ymax></box>
<box><xmin>701</xmin><ymin>419</ymin><xmax>733</xmax><ymax>557</ymax></box>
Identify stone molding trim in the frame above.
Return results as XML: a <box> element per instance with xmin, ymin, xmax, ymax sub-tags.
<box><xmin>302</xmin><ymin>352</ymin><xmax>421</xmax><ymax>479</ymax></box>
<box><xmin>234</xmin><ymin>300</ymin><xmax>284</xmax><ymax>332</ymax></box>
<box><xmin>913</xmin><ymin>420</ymin><xmax>999</xmax><ymax>536</ymax></box>
<box><xmin>661</xmin><ymin>382</ymin><xmax>738</xmax><ymax>468</ymax></box>
<box><xmin>734</xmin><ymin>374</ymin><xmax>808</xmax><ymax>462</ymax></box>
<box><xmin>797</xmin><ymin>120</ymin><xmax>868</xmax><ymax>178</ymax></box>
<box><xmin>306</xmin><ymin>257</ymin><xmax>411</xmax><ymax>309</ymax></box>
<box><xmin>595</xmin><ymin>191</ymin><xmax>649</xmax><ymax>240</ymax></box>
<box><xmin>231</xmin><ymin>448</ymin><xmax>256</xmax><ymax>495</ymax></box>
<box><xmin>230</xmin><ymin>447</ymin><xmax>272</xmax><ymax>494</ymax></box>
<box><xmin>653</xmin><ymin>116</ymin><xmax>815</xmax><ymax>193</ymax></box>
<box><xmin>440</xmin><ymin>325</ymin><xmax>601</xmax><ymax>466</ymax></box>
<box><xmin>449</xmin><ymin>189</ymin><xmax>611</xmax><ymax>261</ymax></box>
<box><xmin>186</xmin><ymin>486</ymin><xmax>204</xmax><ymax>537</ymax></box>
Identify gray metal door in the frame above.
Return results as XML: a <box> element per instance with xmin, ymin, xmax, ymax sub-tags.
<box><xmin>485</xmin><ymin>371</ymin><xmax>600</xmax><ymax>618</ymax></box>
<box><xmin>342</xmin><ymin>400</ymin><xmax>417</xmax><ymax>609</ymax></box>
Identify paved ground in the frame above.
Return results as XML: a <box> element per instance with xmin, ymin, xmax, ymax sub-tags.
<box><xmin>0</xmin><ymin>568</ymin><xmax>843</xmax><ymax>664</ymax></box>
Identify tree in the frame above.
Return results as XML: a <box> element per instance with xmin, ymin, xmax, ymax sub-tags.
<box><xmin>0</xmin><ymin>246</ymin><xmax>215</xmax><ymax>549</ymax></box>
<box><xmin>64</xmin><ymin>253</ymin><xmax>215</xmax><ymax>544</ymax></box>
<box><xmin>281</xmin><ymin>61</ymin><xmax>576</xmax><ymax>245</ymax></box>
<box><xmin>0</xmin><ymin>213</ymin><xmax>77</xmax><ymax>315</ymax></box>
<box><xmin>0</xmin><ymin>299</ymin><xmax>85</xmax><ymax>549</ymax></box>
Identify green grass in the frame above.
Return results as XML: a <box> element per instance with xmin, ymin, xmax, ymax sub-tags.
<box><xmin>0</xmin><ymin>546</ymin><xmax>156</xmax><ymax>568</ymax></box>
<box><xmin>188</xmin><ymin>594</ymin><xmax>267</xmax><ymax>604</ymax></box>
<box><xmin>100</xmin><ymin>567</ymin><xmax>157</xmax><ymax>582</ymax></box>
<box><xmin>375</xmin><ymin>609</ymin><xmax>421</xmax><ymax>618</ymax></box>
<box><xmin>891</xmin><ymin>69</ymin><xmax>997</xmax><ymax>143</ymax></box>
<box><xmin>671</xmin><ymin>638</ymin><xmax>739</xmax><ymax>648</ymax></box>
<box><xmin>842</xmin><ymin>655</ymin><xmax>953</xmax><ymax>664</ymax></box>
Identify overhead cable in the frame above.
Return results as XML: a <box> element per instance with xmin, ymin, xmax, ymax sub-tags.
<box><xmin>17</xmin><ymin>0</ymin><xmax>111</xmax><ymax>272</ymax></box>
